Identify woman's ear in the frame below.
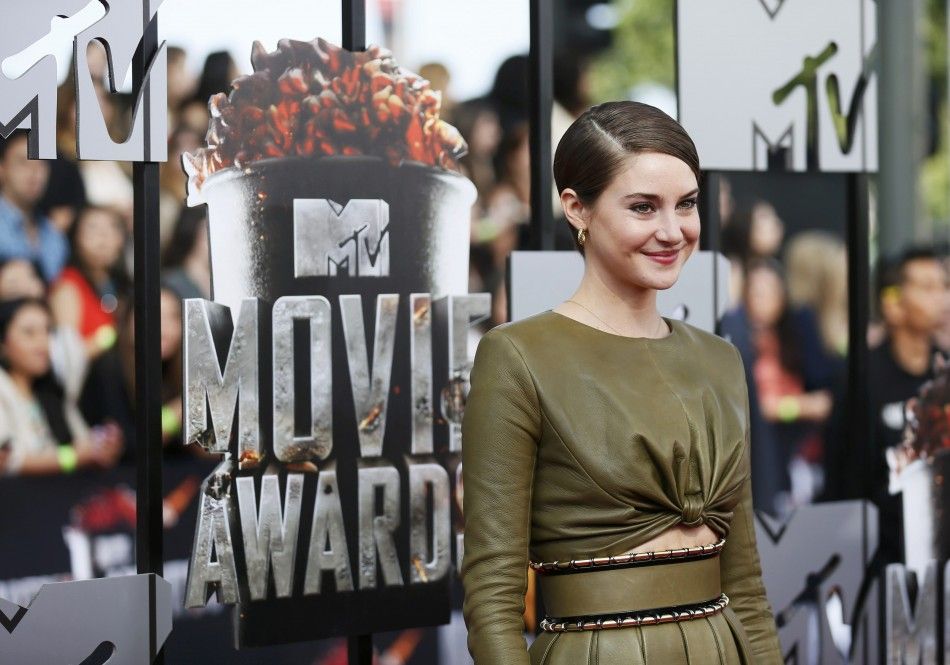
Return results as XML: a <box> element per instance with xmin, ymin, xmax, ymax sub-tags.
<box><xmin>560</xmin><ymin>188</ymin><xmax>588</xmax><ymax>234</ymax></box>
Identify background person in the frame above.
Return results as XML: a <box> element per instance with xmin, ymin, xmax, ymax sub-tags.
<box><xmin>824</xmin><ymin>246</ymin><xmax>950</xmax><ymax>564</ymax></box>
<box><xmin>720</xmin><ymin>258</ymin><xmax>835</xmax><ymax>515</ymax></box>
<box><xmin>0</xmin><ymin>131</ymin><xmax>68</xmax><ymax>282</ymax></box>
<box><xmin>784</xmin><ymin>230</ymin><xmax>849</xmax><ymax>358</ymax></box>
<box><xmin>49</xmin><ymin>205</ymin><xmax>129</xmax><ymax>361</ymax></box>
<box><xmin>0</xmin><ymin>298</ymin><xmax>122</xmax><ymax>476</ymax></box>
<box><xmin>161</xmin><ymin>207</ymin><xmax>212</xmax><ymax>300</ymax></box>
<box><xmin>80</xmin><ymin>285</ymin><xmax>188</xmax><ymax>457</ymax></box>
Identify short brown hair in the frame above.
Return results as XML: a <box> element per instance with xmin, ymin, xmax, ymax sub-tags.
<box><xmin>553</xmin><ymin>101</ymin><xmax>700</xmax><ymax>254</ymax></box>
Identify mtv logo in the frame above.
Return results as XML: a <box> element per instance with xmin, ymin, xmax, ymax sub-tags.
<box><xmin>678</xmin><ymin>0</ymin><xmax>877</xmax><ymax>172</ymax></box>
<box><xmin>756</xmin><ymin>501</ymin><xmax>880</xmax><ymax>664</ymax></box>
<box><xmin>0</xmin><ymin>574</ymin><xmax>171</xmax><ymax>664</ymax></box>
<box><xmin>0</xmin><ymin>2</ymin><xmax>91</xmax><ymax>159</ymax></box>
<box><xmin>294</xmin><ymin>199</ymin><xmax>391</xmax><ymax>278</ymax></box>
<box><xmin>0</xmin><ymin>0</ymin><xmax>167</xmax><ymax>161</ymax></box>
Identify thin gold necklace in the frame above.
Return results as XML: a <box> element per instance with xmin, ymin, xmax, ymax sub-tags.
<box><xmin>566</xmin><ymin>299</ymin><xmax>665</xmax><ymax>338</ymax></box>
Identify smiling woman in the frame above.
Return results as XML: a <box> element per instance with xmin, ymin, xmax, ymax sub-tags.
<box><xmin>460</xmin><ymin>101</ymin><xmax>783</xmax><ymax>665</ymax></box>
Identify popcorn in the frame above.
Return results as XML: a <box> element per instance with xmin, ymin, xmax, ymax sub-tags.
<box><xmin>888</xmin><ymin>354</ymin><xmax>950</xmax><ymax>485</ymax></box>
<box><xmin>184</xmin><ymin>37</ymin><xmax>468</xmax><ymax>193</ymax></box>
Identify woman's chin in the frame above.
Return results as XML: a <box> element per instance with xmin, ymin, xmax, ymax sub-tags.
<box><xmin>641</xmin><ymin>268</ymin><xmax>683</xmax><ymax>291</ymax></box>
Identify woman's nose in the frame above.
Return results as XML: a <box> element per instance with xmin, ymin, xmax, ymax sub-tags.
<box><xmin>655</xmin><ymin>209</ymin><xmax>685</xmax><ymax>243</ymax></box>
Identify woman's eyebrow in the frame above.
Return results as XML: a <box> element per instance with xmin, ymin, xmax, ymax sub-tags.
<box><xmin>622</xmin><ymin>192</ymin><xmax>661</xmax><ymax>202</ymax></box>
<box><xmin>621</xmin><ymin>188</ymin><xmax>699</xmax><ymax>202</ymax></box>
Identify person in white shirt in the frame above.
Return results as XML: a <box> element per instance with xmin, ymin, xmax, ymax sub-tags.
<box><xmin>0</xmin><ymin>297</ymin><xmax>121</xmax><ymax>475</ymax></box>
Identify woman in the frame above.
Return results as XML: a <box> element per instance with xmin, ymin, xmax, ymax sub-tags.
<box><xmin>0</xmin><ymin>297</ymin><xmax>122</xmax><ymax>475</ymax></box>
<box><xmin>784</xmin><ymin>231</ymin><xmax>849</xmax><ymax>357</ymax></box>
<box><xmin>80</xmin><ymin>284</ymin><xmax>188</xmax><ymax>457</ymax></box>
<box><xmin>1</xmin><ymin>258</ymin><xmax>89</xmax><ymax>403</ymax></box>
<box><xmin>159</xmin><ymin>125</ymin><xmax>203</xmax><ymax>248</ymax></box>
<box><xmin>161</xmin><ymin>206</ymin><xmax>212</xmax><ymax>301</ymax></box>
<box><xmin>460</xmin><ymin>102</ymin><xmax>782</xmax><ymax>664</ymax></box>
<box><xmin>721</xmin><ymin>259</ymin><xmax>835</xmax><ymax>514</ymax></box>
<box><xmin>50</xmin><ymin>205</ymin><xmax>129</xmax><ymax>360</ymax></box>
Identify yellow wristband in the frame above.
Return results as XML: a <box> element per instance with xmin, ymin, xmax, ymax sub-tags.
<box><xmin>161</xmin><ymin>405</ymin><xmax>181</xmax><ymax>437</ymax></box>
<box><xmin>93</xmin><ymin>324</ymin><xmax>117</xmax><ymax>351</ymax></box>
<box><xmin>57</xmin><ymin>445</ymin><xmax>78</xmax><ymax>473</ymax></box>
<box><xmin>776</xmin><ymin>396</ymin><xmax>801</xmax><ymax>423</ymax></box>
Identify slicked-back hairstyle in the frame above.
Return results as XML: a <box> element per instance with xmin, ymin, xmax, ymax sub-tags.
<box><xmin>553</xmin><ymin>101</ymin><xmax>701</xmax><ymax>255</ymax></box>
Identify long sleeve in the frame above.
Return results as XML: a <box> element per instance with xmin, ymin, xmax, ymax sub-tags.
<box><xmin>460</xmin><ymin>328</ymin><xmax>541</xmax><ymax>665</ymax></box>
<box><xmin>720</xmin><ymin>344</ymin><xmax>784</xmax><ymax>664</ymax></box>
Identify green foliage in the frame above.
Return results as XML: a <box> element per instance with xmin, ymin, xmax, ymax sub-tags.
<box><xmin>923</xmin><ymin>0</ymin><xmax>949</xmax><ymax>229</ymax></box>
<box><xmin>922</xmin><ymin>102</ymin><xmax>950</xmax><ymax>227</ymax></box>
<box><xmin>587</xmin><ymin>0</ymin><xmax>675</xmax><ymax>104</ymax></box>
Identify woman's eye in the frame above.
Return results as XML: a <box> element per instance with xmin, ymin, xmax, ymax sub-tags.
<box><xmin>630</xmin><ymin>203</ymin><xmax>653</xmax><ymax>214</ymax></box>
<box><xmin>678</xmin><ymin>198</ymin><xmax>698</xmax><ymax>210</ymax></box>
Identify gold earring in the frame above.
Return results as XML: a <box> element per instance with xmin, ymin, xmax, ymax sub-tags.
<box><xmin>577</xmin><ymin>228</ymin><xmax>587</xmax><ymax>246</ymax></box>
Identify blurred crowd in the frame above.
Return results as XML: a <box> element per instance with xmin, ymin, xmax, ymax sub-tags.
<box><xmin>0</xmin><ymin>43</ymin><xmax>222</xmax><ymax>479</ymax></box>
<box><xmin>714</xmin><ymin>182</ymin><xmax>950</xmax><ymax>567</ymax></box>
<box><xmin>0</xmin><ymin>42</ymin><xmax>947</xmax><ymax>590</ymax></box>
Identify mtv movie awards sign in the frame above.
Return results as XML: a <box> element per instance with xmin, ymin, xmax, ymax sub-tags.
<box><xmin>180</xmin><ymin>38</ymin><xmax>486</xmax><ymax>645</ymax></box>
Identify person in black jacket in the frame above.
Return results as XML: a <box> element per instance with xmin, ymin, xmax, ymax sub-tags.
<box><xmin>823</xmin><ymin>247</ymin><xmax>949</xmax><ymax>564</ymax></box>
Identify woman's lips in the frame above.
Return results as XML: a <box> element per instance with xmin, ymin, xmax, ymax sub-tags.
<box><xmin>642</xmin><ymin>249</ymin><xmax>680</xmax><ymax>266</ymax></box>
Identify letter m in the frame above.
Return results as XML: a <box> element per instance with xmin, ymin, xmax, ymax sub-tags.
<box><xmin>183</xmin><ymin>298</ymin><xmax>260</xmax><ymax>457</ymax></box>
<box><xmin>0</xmin><ymin>3</ymin><xmax>90</xmax><ymax>158</ymax></box>
<box><xmin>885</xmin><ymin>561</ymin><xmax>939</xmax><ymax>664</ymax></box>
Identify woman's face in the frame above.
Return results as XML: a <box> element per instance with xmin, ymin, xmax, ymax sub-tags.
<box><xmin>581</xmin><ymin>151</ymin><xmax>700</xmax><ymax>293</ymax></box>
<box><xmin>2</xmin><ymin>305</ymin><xmax>51</xmax><ymax>379</ymax></box>
<box><xmin>76</xmin><ymin>209</ymin><xmax>125</xmax><ymax>271</ymax></box>
<box><xmin>749</xmin><ymin>201</ymin><xmax>784</xmax><ymax>257</ymax></box>
<box><xmin>160</xmin><ymin>289</ymin><xmax>182</xmax><ymax>361</ymax></box>
<box><xmin>745</xmin><ymin>267</ymin><xmax>785</xmax><ymax>327</ymax></box>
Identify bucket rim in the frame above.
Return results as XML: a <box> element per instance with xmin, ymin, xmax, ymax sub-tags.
<box><xmin>187</xmin><ymin>155</ymin><xmax>474</xmax><ymax>206</ymax></box>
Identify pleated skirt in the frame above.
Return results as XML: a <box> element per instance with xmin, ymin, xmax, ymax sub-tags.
<box><xmin>528</xmin><ymin>607</ymin><xmax>753</xmax><ymax>665</ymax></box>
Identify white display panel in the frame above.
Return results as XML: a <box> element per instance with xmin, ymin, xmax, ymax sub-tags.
<box><xmin>677</xmin><ymin>0</ymin><xmax>877</xmax><ymax>173</ymax></box>
<box><xmin>508</xmin><ymin>250</ymin><xmax>730</xmax><ymax>334</ymax></box>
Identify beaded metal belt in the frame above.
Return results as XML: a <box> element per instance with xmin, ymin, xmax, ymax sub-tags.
<box><xmin>530</xmin><ymin>539</ymin><xmax>729</xmax><ymax>633</ymax></box>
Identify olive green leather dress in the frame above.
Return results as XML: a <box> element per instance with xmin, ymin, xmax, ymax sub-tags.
<box><xmin>460</xmin><ymin>310</ymin><xmax>784</xmax><ymax>664</ymax></box>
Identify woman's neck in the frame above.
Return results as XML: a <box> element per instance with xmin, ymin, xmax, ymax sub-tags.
<box><xmin>571</xmin><ymin>264</ymin><xmax>663</xmax><ymax>336</ymax></box>
<box><xmin>890</xmin><ymin>327</ymin><xmax>933</xmax><ymax>376</ymax></box>
<box><xmin>8</xmin><ymin>371</ymin><xmax>34</xmax><ymax>399</ymax></box>
<box><xmin>86</xmin><ymin>265</ymin><xmax>110</xmax><ymax>286</ymax></box>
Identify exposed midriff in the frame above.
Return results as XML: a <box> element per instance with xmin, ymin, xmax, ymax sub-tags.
<box><xmin>621</xmin><ymin>523</ymin><xmax>719</xmax><ymax>555</ymax></box>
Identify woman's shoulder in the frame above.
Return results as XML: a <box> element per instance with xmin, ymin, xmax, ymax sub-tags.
<box><xmin>480</xmin><ymin>310</ymin><xmax>560</xmax><ymax>354</ymax></box>
<box><xmin>670</xmin><ymin>319</ymin><xmax>744</xmax><ymax>372</ymax></box>
<box><xmin>0</xmin><ymin>367</ymin><xmax>16</xmax><ymax>402</ymax></box>
<box><xmin>51</xmin><ymin>266</ymin><xmax>86</xmax><ymax>292</ymax></box>
<box><xmin>0</xmin><ymin>368</ymin><xmax>26</xmax><ymax>422</ymax></box>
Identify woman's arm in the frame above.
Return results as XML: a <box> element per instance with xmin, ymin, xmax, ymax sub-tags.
<box><xmin>14</xmin><ymin>437</ymin><xmax>120</xmax><ymax>476</ymax></box>
<box><xmin>758</xmin><ymin>389</ymin><xmax>832</xmax><ymax>422</ymax></box>
<box><xmin>460</xmin><ymin>328</ymin><xmax>541</xmax><ymax>665</ymax></box>
<box><xmin>49</xmin><ymin>280</ymin><xmax>82</xmax><ymax>332</ymax></box>
<box><xmin>720</xmin><ymin>473</ymin><xmax>784</xmax><ymax>663</ymax></box>
<box><xmin>721</xmin><ymin>344</ymin><xmax>784</xmax><ymax>663</ymax></box>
